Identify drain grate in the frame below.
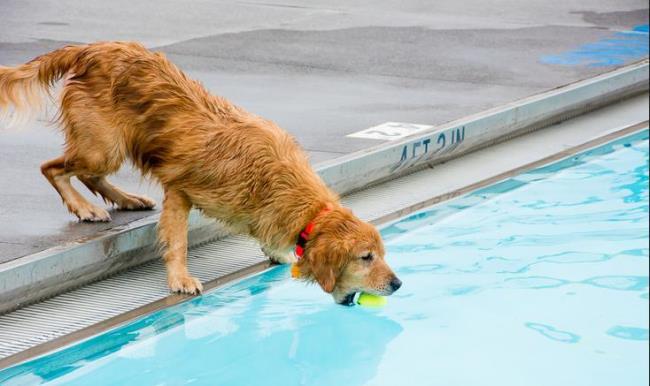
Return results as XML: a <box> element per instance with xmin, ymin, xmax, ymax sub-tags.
<box><xmin>0</xmin><ymin>236</ymin><xmax>265</xmax><ymax>359</ymax></box>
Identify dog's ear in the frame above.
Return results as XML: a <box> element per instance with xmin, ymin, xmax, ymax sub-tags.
<box><xmin>304</xmin><ymin>208</ymin><xmax>357</xmax><ymax>293</ymax></box>
<box><xmin>306</xmin><ymin>237</ymin><xmax>343</xmax><ymax>293</ymax></box>
<box><xmin>312</xmin><ymin>264</ymin><xmax>336</xmax><ymax>293</ymax></box>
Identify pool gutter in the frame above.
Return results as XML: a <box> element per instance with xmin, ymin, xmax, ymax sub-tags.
<box><xmin>0</xmin><ymin>60</ymin><xmax>648</xmax><ymax>315</ymax></box>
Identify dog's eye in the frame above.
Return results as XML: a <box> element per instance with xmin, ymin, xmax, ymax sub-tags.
<box><xmin>361</xmin><ymin>253</ymin><xmax>374</xmax><ymax>261</ymax></box>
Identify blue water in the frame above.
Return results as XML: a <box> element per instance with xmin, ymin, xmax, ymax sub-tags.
<box><xmin>1</xmin><ymin>130</ymin><xmax>648</xmax><ymax>386</ymax></box>
<box><xmin>541</xmin><ymin>24</ymin><xmax>649</xmax><ymax>67</ymax></box>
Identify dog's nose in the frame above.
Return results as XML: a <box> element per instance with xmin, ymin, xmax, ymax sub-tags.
<box><xmin>389</xmin><ymin>277</ymin><xmax>402</xmax><ymax>292</ymax></box>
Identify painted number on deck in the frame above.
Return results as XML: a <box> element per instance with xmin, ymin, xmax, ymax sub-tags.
<box><xmin>398</xmin><ymin>126</ymin><xmax>466</xmax><ymax>165</ymax></box>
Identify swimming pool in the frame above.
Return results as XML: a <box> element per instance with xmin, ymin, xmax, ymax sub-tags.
<box><xmin>1</xmin><ymin>130</ymin><xmax>648</xmax><ymax>386</ymax></box>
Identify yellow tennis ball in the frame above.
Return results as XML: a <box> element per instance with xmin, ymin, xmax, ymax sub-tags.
<box><xmin>357</xmin><ymin>292</ymin><xmax>387</xmax><ymax>307</ymax></box>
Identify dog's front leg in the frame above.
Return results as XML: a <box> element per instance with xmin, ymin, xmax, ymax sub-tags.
<box><xmin>159</xmin><ymin>189</ymin><xmax>203</xmax><ymax>295</ymax></box>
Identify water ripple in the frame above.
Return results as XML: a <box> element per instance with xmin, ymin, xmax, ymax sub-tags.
<box><xmin>525</xmin><ymin>323</ymin><xmax>581</xmax><ymax>344</ymax></box>
<box><xmin>606</xmin><ymin>326</ymin><xmax>649</xmax><ymax>341</ymax></box>
<box><xmin>502</xmin><ymin>276</ymin><xmax>569</xmax><ymax>289</ymax></box>
<box><xmin>582</xmin><ymin>276</ymin><xmax>649</xmax><ymax>291</ymax></box>
<box><xmin>397</xmin><ymin>264</ymin><xmax>445</xmax><ymax>275</ymax></box>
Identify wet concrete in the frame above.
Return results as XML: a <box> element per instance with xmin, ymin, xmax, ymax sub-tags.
<box><xmin>0</xmin><ymin>0</ymin><xmax>648</xmax><ymax>262</ymax></box>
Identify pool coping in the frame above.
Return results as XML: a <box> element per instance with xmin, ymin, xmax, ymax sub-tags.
<box><xmin>0</xmin><ymin>121</ymin><xmax>647</xmax><ymax>371</ymax></box>
<box><xmin>0</xmin><ymin>59</ymin><xmax>648</xmax><ymax>315</ymax></box>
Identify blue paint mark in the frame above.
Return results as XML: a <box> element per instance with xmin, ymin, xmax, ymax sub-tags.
<box><xmin>541</xmin><ymin>24</ymin><xmax>649</xmax><ymax>67</ymax></box>
<box><xmin>633</xmin><ymin>24</ymin><xmax>649</xmax><ymax>33</ymax></box>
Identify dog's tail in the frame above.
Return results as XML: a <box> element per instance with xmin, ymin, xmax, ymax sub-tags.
<box><xmin>0</xmin><ymin>44</ymin><xmax>87</xmax><ymax>126</ymax></box>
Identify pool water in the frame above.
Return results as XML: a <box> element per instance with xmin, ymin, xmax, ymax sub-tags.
<box><xmin>1</xmin><ymin>131</ymin><xmax>648</xmax><ymax>386</ymax></box>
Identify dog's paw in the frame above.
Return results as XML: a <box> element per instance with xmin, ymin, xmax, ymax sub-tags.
<box><xmin>117</xmin><ymin>194</ymin><xmax>156</xmax><ymax>211</ymax></box>
<box><xmin>73</xmin><ymin>204</ymin><xmax>112</xmax><ymax>222</ymax></box>
<box><xmin>262</xmin><ymin>247</ymin><xmax>296</xmax><ymax>265</ymax></box>
<box><xmin>268</xmin><ymin>255</ymin><xmax>297</xmax><ymax>265</ymax></box>
<box><xmin>168</xmin><ymin>274</ymin><xmax>203</xmax><ymax>295</ymax></box>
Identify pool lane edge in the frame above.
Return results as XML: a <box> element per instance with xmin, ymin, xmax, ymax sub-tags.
<box><xmin>0</xmin><ymin>121</ymin><xmax>647</xmax><ymax>371</ymax></box>
<box><xmin>0</xmin><ymin>60</ymin><xmax>647</xmax><ymax>315</ymax></box>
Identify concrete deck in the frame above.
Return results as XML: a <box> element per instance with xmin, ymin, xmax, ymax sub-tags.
<box><xmin>1</xmin><ymin>0</ymin><xmax>648</xmax><ymax>262</ymax></box>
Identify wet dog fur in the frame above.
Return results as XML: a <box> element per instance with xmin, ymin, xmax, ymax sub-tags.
<box><xmin>0</xmin><ymin>42</ymin><xmax>401</xmax><ymax>303</ymax></box>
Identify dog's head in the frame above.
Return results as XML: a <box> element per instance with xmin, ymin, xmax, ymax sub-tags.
<box><xmin>297</xmin><ymin>207</ymin><xmax>401</xmax><ymax>305</ymax></box>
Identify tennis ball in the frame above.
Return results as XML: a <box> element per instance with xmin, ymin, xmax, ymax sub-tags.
<box><xmin>357</xmin><ymin>292</ymin><xmax>387</xmax><ymax>307</ymax></box>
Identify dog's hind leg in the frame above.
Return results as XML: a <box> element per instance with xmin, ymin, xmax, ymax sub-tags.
<box><xmin>46</xmin><ymin>91</ymin><xmax>146</xmax><ymax>220</ymax></box>
<box><xmin>41</xmin><ymin>156</ymin><xmax>112</xmax><ymax>222</ymax></box>
<box><xmin>158</xmin><ymin>188</ymin><xmax>202</xmax><ymax>295</ymax></box>
<box><xmin>78</xmin><ymin>176</ymin><xmax>156</xmax><ymax>211</ymax></box>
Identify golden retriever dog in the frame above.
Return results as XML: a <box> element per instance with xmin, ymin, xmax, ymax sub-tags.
<box><xmin>0</xmin><ymin>42</ymin><xmax>401</xmax><ymax>304</ymax></box>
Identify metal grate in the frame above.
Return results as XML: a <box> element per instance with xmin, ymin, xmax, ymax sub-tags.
<box><xmin>0</xmin><ymin>236</ymin><xmax>265</xmax><ymax>359</ymax></box>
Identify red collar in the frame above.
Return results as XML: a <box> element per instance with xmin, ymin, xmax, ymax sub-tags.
<box><xmin>295</xmin><ymin>204</ymin><xmax>332</xmax><ymax>259</ymax></box>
